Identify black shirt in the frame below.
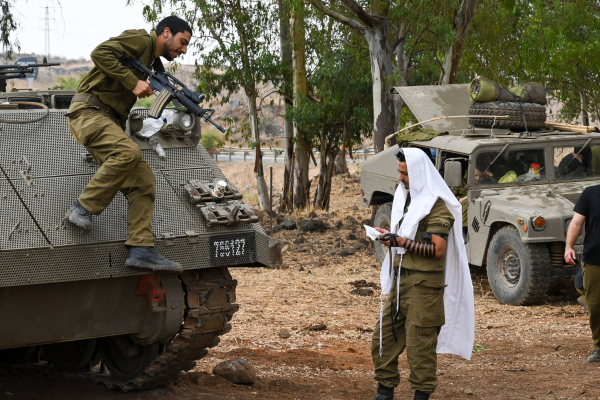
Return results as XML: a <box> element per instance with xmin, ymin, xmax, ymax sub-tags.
<box><xmin>574</xmin><ymin>185</ymin><xmax>600</xmax><ymax>265</ymax></box>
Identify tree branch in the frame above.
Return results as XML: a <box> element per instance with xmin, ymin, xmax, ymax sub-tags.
<box><xmin>306</xmin><ymin>0</ymin><xmax>365</xmax><ymax>31</ymax></box>
<box><xmin>339</xmin><ymin>0</ymin><xmax>376</xmax><ymax>28</ymax></box>
<box><xmin>338</xmin><ymin>39</ymin><xmax>369</xmax><ymax>51</ymax></box>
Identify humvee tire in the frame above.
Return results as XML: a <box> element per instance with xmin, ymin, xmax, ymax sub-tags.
<box><xmin>486</xmin><ymin>227</ymin><xmax>550</xmax><ymax>305</ymax></box>
<box><xmin>374</xmin><ymin>202</ymin><xmax>393</xmax><ymax>265</ymax></box>
<box><xmin>468</xmin><ymin>101</ymin><xmax>546</xmax><ymax>131</ymax></box>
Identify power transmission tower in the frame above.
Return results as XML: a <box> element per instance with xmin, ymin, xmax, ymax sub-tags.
<box><xmin>39</xmin><ymin>5</ymin><xmax>54</xmax><ymax>62</ymax></box>
<box><xmin>44</xmin><ymin>6</ymin><xmax>50</xmax><ymax>60</ymax></box>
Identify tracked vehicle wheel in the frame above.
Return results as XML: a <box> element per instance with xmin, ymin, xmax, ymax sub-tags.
<box><xmin>43</xmin><ymin>339</ymin><xmax>96</xmax><ymax>372</ymax></box>
<box><xmin>94</xmin><ymin>267</ymin><xmax>239</xmax><ymax>390</ymax></box>
<box><xmin>101</xmin><ymin>337</ymin><xmax>160</xmax><ymax>382</ymax></box>
<box><xmin>374</xmin><ymin>202</ymin><xmax>393</xmax><ymax>265</ymax></box>
<box><xmin>487</xmin><ymin>226</ymin><xmax>550</xmax><ymax>305</ymax></box>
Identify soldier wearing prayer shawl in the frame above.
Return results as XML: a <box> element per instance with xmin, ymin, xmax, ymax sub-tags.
<box><xmin>371</xmin><ymin>148</ymin><xmax>475</xmax><ymax>400</ymax></box>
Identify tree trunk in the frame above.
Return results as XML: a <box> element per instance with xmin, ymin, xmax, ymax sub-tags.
<box><xmin>278</xmin><ymin>0</ymin><xmax>294</xmax><ymax>212</ymax></box>
<box><xmin>393</xmin><ymin>23</ymin><xmax>409</xmax><ymax>132</ymax></box>
<box><xmin>334</xmin><ymin>122</ymin><xmax>349</xmax><ymax>175</ymax></box>
<box><xmin>247</xmin><ymin>90</ymin><xmax>269</xmax><ymax>210</ymax></box>
<box><xmin>314</xmin><ymin>130</ymin><xmax>338</xmax><ymax>211</ymax></box>
<box><xmin>364</xmin><ymin>22</ymin><xmax>396</xmax><ymax>153</ymax></box>
<box><xmin>581</xmin><ymin>89</ymin><xmax>590</xmax><ymax>126</ymax></box>
<box><xmin>292</xmin><ymin>3</ymin><xmax>310</xmax><ymax>209</ymax></box>
<box><xmin>442</xmin><ymin>0</ymin><xmax>478</xmax><ymax>85</ymax></box>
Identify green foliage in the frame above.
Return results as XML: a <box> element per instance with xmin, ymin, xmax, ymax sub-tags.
<box><xmin>56</xmin><ymin>73</ymin><xmax>86</xmax><ymax>90</ymax></box>
<box><xmin>200</xmin><ymin>131</ymin><xmax>223</xmax><ymax>150</ymax></box>
<box><xmin>472</xmin><ymin>343</ymin><xmax>490</xmax><ymax>353</ymax></box>
<box><xmin>0</xmin><ymin>0</ymin><xmax>19</xmax><ymax>59</ymax></box>
<box><xmin>134</xmin><ymin>96</ymin><xmax>155</xmax><ymax>108</ymax></box>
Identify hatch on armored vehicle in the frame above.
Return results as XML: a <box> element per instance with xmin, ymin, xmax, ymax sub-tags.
<box><xmin>361</xmin><ymin>84</ymin><xmax>599</xmax><ymax>305</ymax></box>
<box><xmin>0</xmin><ymin>75</ymin><xmax>269</xmax><ymax>389</ymax></box>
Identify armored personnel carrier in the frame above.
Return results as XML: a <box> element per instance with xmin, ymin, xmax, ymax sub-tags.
<box><xmin>0</xmin><ymin>85</ymin><xmax>269</xmax><ymax>389</ymax></box>
<box><xmin>361</xmin><ymin>84</ymin><xmax>598</xmax><ymax>306</ymax></box>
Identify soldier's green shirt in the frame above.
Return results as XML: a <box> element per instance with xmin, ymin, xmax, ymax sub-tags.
<box><xmin>74</xmin><ymin>29</ymin><xmax>157</xmax><ymax>118</ymax></box>
<box><xmin>395</xmin><ymin>195</ymin><xmax>454</xmax><ymax>272</ymax></box>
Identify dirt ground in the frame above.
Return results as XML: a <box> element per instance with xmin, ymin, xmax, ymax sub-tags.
<box><xmin>0</xmin><ymin>162</ymin><xmax>598</xmax><ymax>400</ymax></box>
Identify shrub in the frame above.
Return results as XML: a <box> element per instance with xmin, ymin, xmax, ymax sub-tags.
<box><xmin>201</xmin><ymin>132</ymin><xmax>223</xmax><ymax>155</ymax></box>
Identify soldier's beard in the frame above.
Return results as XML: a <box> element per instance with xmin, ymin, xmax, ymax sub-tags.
<box><xmin>162</xmin><ymin>37</ymin><xmax>176</xmax><ymax>61</ymax></box>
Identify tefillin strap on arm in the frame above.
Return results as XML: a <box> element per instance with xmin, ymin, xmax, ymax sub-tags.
<box><xmin>403</xmin><ymin>238</ymin><xmax>437</xmax><ymax>258</ymax></box>
<box><xmin>379</xmin><ymin>233</ymin><xmax>401</xmax><ymax>247</ymax></box>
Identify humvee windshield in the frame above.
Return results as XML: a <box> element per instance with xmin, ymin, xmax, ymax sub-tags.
<box><xmin>554</xmin><ymin>145</ymin><xmax>600</xmax><ymax>180</ymax></box>
<box><xmin>475</xmin><ymin>147</ymin><xmax>546</xmax><ymax>186</ymax></box>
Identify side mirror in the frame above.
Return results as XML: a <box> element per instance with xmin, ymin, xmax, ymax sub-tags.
<box><xmin>444</xmin><ymin>160</ymin><xmax>463</xmax><ymax>188</ymax></box>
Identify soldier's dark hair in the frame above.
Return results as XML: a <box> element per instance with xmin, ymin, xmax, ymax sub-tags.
<box><xmin>155</xmin><ymin>16</ymin><xmax>193</xmax><ymax>36</ymax></box>
<box><xmin>394</xmin><ymin>149</ymin><xmax>406</xmax><ymax>162</ymax></box>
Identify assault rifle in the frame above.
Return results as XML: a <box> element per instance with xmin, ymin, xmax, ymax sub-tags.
<box><xmin>0</xmin><ymin>62</ymin><xmax>61</xmax><ymax>80</ymax></box>
<box><xmin>122</xmin><ymin>58</ymin><xmax>225</xmax><ymax>133</ymax></box>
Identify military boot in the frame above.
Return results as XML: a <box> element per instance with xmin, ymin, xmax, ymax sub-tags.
<box><xmin>414</xmin><ymin>390</ymin><xmax>431</xmax><ymax>400</ymax></box>
<box><xmin>587</xmin><ymin>350</ymin><xmax>600</xmax><ymax>363</ymax></box>
<box><xmin>65</xmin><ymin>200</ymin><xmax>93</xmax><ymax>232</ymax></box>
<box><xmin>373</xmin><ymin>383</ymin><xmax>394</xmax><ymax>400</ymax></box>
<box><xmin>125</xmin><ymin>247</ymin><xmax>183</xmax><ymax>274</ymax></box>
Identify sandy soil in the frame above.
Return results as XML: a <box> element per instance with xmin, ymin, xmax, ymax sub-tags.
<box><xmin>0</xmin><ymin>165</ymin><xmax>597</xmax><ymax>400</ymax></box>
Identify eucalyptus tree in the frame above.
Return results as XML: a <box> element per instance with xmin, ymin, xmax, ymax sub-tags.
<box><xmin>292</xmin><ymin>51</ymin><xmax>372</xmax><ymax>210</ymax></box>
<box><xmin>277</xmin><ymin>0</ymin><xmax>294</xmax><ymax>212</ymax></box>
<box><xmin>287</xmin><ymin>8</ymin><xmax>372</xmax><ymax>210</ymax></box>
<box><xmin>141</xmin><ymin>0</ymin><xmax>280</xmax><ymax>211</ymax></box>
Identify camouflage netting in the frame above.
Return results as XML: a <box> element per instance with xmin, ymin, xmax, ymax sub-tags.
<box><xmin>396</xmin><ymin>126</ymin><xmax>447</xmax><ymax>148</ymax></box>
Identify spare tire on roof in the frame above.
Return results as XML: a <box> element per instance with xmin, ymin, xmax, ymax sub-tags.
<box><xmin>468</xmin><ymin>101</ymin><xmax>546</xmax><ymax>131</ymax></box>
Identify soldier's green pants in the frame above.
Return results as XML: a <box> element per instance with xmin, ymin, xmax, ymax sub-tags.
<box><xmin>67</xmin><ymin>106</ymin><xmax>156</xmax><ymax>247</ymax></box>
<box><xmin>582</xmin><ymin>262</ymin><xmax>600</xmax><ymax>350</ymax></box>
<box><xmin>372</xmin><ymin>270</ymin><xmax>445</xmax><ymax>393</ymax></box>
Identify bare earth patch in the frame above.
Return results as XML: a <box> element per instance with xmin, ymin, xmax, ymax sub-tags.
<box><xmin>0</xmin><ymin>164</ymin><xmax>598</xmax><ymax>400</ymax></box>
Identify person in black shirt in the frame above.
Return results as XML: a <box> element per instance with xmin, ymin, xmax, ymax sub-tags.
<box><xmin>565</xmin><ymin>184</ymin><xmax>600</xmax><ymax>363</ymax></box>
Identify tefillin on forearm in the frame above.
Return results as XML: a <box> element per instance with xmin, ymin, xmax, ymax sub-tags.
<box><xmin>379</xmin><ymin>233</ymin><xmax>439</xmax><ymax>259</ymax></box>
<box><xmin>402</xmin><ymin>238</ymin><xmax>436</xmax><ymax>258</ymax></box>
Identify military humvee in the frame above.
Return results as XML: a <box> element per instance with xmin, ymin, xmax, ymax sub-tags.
<box><xmin>361</xmin><ymin>84</ymin><xmax>597</xmax><ymax>306</ymax></box>
<box><xmin>0</xmin><ymin>87</ymin><xmax>268</xmax><ymax>389</ymax></box>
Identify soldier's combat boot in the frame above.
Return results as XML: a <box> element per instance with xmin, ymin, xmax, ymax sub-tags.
<box><xmin>587</xmin><ymin>350</ymin><xmax>600</xmax><ymax>363</ymax></box>
<box><xmin>65</xmin><ymin>200</ymin><xmax>93</xmax><ymax>232</ymax></box>
<box><xmin>125</xmin><ymin>246</ymin><xmax>183</xmax><ymax>274</ymax></box>
<box><xmin>373</xmin><ymin>383</ymin><xmax>394</xmax><ymax>400</ymax></box>
<box><xmin>414</xmin><ymin>390</ymin><xmax>430</xmax><ymax>400</ymax></box>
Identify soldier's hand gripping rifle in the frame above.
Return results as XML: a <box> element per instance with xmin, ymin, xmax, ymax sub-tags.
<box><xmin>122</xmin><ymin>58</ymin><xmax>225</xmax><ymax>133</ymax></box>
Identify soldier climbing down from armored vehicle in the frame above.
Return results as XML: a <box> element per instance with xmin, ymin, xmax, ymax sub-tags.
<box><xmin>65</xmin><ymin>16</ymin><xmax>193</xmax><ymax>274</ymax></box>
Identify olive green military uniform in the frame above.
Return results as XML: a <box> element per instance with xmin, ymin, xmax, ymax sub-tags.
<box><xmin>66</xmin><ymin>30</ymin><xmax>158</xmax><ymax>247</ymax></box>
<box><xmin>452</xmin><ymin>171</ymin><xmax>468</xmax><ymax>228</ymax></box>
<box><xmin>372</xmin><ymin>196</ymin><xmax>454</xmax><ymax>394</ymax></box>
<box><xmin>582</xmin><ymin>262</ymin><xmax>600</xmax><ymax>351</ymax></box>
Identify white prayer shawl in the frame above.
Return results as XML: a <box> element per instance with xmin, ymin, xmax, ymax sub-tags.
<box><xmin>380</xmin><ymin>148</ymin><xmax>475</xmax><ymax>360</ymax></box>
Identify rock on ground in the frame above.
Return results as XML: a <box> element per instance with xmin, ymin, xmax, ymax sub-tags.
<box><xmin>299</xmin><ymin>219</ymin><xmax>327</xmax><ymax>233</ymax></box>
<box><xmin>213</xmin><ymin>358</ymin><xmax>257</xmax><ymax>384</ymax></box>
<box><xmin>280</xmin><ymin>219</ymin><xmax>297</xmax><ymax>230</ymax></box>
<box><xmin>339</xmin><ymin>247</ymin><xmax>356</xmax><ymax>257</ymax></box>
